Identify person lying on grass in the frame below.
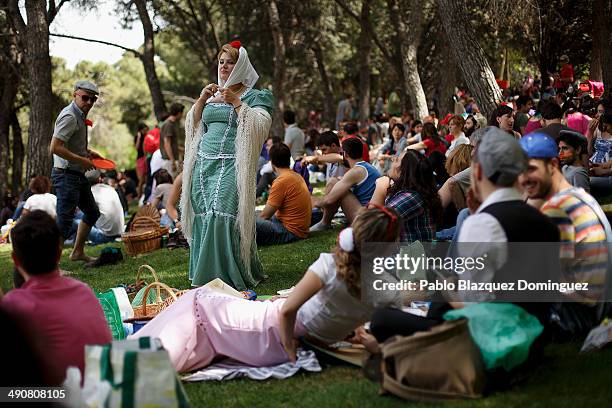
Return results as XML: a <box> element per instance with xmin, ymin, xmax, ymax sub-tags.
<box><xmin>132</xmin><ymin>206</ymin><xmax>410</xmax><ymax>372</ymax></box>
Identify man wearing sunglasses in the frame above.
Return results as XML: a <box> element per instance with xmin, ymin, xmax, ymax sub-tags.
<box><xmin>49</xmin><ymin>80</ymin><xmax>103</xmax><ymax>263</ymax></box>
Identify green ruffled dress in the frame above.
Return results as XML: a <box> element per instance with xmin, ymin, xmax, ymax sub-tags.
<box><xmin>189</xmin><ymin>88</ymin><xmax>274</xmax><ymax>290</ymax></box>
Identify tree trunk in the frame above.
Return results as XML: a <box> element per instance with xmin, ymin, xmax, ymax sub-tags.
<box><xmin>312</xmin><ymin>43</ymin><xmax>336</xmax><ymax>129</ymax></box>
<box><xmin>597</xmin><ymin>0</ymin><xmax>612</xmax><ymax>97</ymax></box>
<box><xmin>0</xmin><ymin>69</ymin><xmax>19</xmax><ymax>202</ymax></box>
<box><xmin>268</xmin><ymin>0</ymin><xmax>286</xmax><ymax>139</ymax></box>
<box><xmin>357</xmin><ymin>0</ymin><xmax>372</xmax><ymax>125</ymax></box>
<box><xmin>134</xmin><ymin>0</ymin><xmax>167</xmax><ymax>121</ymax></box>
<box><xmin>437</xmin><ymin>0</ymin><xmax>502</xmax><ymax>118</ymax></box>
<box><xmin>11</xmin><ymin>110</ymin><xmax>24</xmax><ymax>194</ymax></box>
<box><xmin>388</xmin><ymin>0</ymin><xmax>429</xmax><ymax>121</ymax></box>
<box><xmin>16</xmin><ymin>0</ymin><xmax>54</xmax><ymax>179</ymax></box>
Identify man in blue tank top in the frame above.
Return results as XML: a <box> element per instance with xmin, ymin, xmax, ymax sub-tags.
<box><xmin>310</xmin><ymin>138</ymin><xmax>380</xmax><ymax>231</ymax></box>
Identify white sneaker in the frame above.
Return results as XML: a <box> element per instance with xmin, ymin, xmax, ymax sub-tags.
<box><xmin>309</xmin><ymin>221</ymin><xmax>332</xmax><ymax>232</ymax></box>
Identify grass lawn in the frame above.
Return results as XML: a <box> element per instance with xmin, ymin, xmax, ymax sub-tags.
<box><xmin>1</xmin><ymin>230</ymin><xmax>611</xmax><ymax>407</ymax></box>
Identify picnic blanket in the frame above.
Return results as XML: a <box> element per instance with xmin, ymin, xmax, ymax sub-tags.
<box><xmin>302</xmin><ymin>338</ymin><xmax>366</xmax><ymax>367</ymax></box>
<box><xmin>182</xmin><ymin>349</ymin><xmax>321</xmax><ymax>382</ymax></box>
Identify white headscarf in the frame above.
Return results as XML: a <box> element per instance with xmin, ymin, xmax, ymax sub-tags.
<box><xmin>217</xmin><ymin>45</ymin><xmax>259</xmax><ymax>90</ymax></box>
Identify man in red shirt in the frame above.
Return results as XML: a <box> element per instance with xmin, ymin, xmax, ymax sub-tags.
<box><xmin>2</xmin><ymin>211</ymin><xmax>111</xmax><ymax>385</ymax></box>
<box><xmin>557</xmin><ymin>54</ymin><xmax>574</xmax><ymax>91</ymax></box>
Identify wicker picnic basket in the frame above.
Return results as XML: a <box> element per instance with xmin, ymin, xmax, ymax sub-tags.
<box><xmin>131</xmin><ymin>281</ymin><xmax>180</xmax><ymax>320</ymax></box>
<box><xmin>122</xmin><ymin>226</ymin><xmax>169</xmax><ymax>256</ymax></box>
<box><xmin>122</xmin><ymin>205</ymin><xmax>168</xmax><ymax>256</ymax></box>
<box><xmin>129</xmin><ymin>265</ymin><xmax>160</xmax><ymax>302</ymax></box>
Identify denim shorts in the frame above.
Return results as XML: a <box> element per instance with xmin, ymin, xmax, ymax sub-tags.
<box><xmin>51</xmin><ymin>168</ymin><xmax>100</xmax><ymax>238</ymax></box>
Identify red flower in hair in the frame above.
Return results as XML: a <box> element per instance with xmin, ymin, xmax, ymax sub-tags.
<box><xmin>230</xmin><ymin>40</ymin><xmax>241</xmax><ymax>49</ymax></box>
<box><xmin>84</xmin><ymin>119</ymin><xmax>93</xmax><ymax>127</ymax></box>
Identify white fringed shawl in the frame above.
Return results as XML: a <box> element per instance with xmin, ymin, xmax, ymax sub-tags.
<box><xmin>181</xmin><ymin>101</ymin><xmax>271</xmax><ymax>276</ymax></box>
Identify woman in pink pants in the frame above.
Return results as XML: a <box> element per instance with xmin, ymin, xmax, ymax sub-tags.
<box><xmin>133</xmin><ymin>206</ymin><xmax>406</xmax><ymax>372</ymax></box>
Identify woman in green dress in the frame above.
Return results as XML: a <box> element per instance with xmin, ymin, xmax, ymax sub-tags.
<box><xmin>181</xmin><ymin>41</ymin><xmax>274</xmax><ymax>290</ymax></box>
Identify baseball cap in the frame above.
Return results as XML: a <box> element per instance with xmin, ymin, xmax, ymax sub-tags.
<box><xmin>519</xmin><ymin>132</ymin><xmax>559</xmax><ymax>159</ymax></box>
<box><xmin>476</xmin><ymin>127</ymin><xmax>528</xmax><ymax>186</ymax></box>
<box><xmin>74</xmin><ymin>80</ymin><xmax>99</xmax><ymax>95</ymax></box>
<box><xmin>560</xmin><ymin>54</ymin><xmax>569</xmax><ymax>62</ymax></box>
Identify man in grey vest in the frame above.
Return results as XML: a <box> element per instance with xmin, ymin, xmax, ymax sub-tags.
<box><xmin>49</xmin><ymin>80</ymin><xmax>102</xmax><ymax>262</ymax></box>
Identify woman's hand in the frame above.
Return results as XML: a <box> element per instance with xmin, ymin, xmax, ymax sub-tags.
<box><xmin>199</xmin><ymin>83</ymin><xmax>218</xmax><ymax>103</ymax></box>
<box><xmin>588</xmin><ymin>117</ymin><xmax>600</xmax><ymax>135</ymax></box>
<box><xmin>348</xmin><ymin>326</ymin><xmax>380</xmax><ymax>354</ymax></box>
<box><xmin>220</xmin><ymin>87</ymin><xmax>241</xmax><ymax>107</ymax></box>
<box><xmin>281</xmin><ymin>334</ymin><xmax>298</xmax><ymax>362</ymax></box>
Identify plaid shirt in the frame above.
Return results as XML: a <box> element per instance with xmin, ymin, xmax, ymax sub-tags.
<box><xmin>385</xmin><ymin>190</ymin><xmax>436</xmax><ymax>242</ymax></box>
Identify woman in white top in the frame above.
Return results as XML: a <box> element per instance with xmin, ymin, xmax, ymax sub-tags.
<box><xmin>23</xmin><ymin>176</ymin><xmax>57</xmax><ymax>219</ymax></box>
<box><xmin>133</xmin><ymin>206</ymin><xmax>406</xmax><ymax>372</ymax></box>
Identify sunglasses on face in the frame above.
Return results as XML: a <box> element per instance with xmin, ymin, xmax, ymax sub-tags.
<box><xmin>79</xmin><ymin>94</ymin><xmax>98</xmax><ymax>104</ymax></box>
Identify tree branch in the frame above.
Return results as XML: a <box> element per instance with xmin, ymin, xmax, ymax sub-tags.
<box><xmin>198</xmin><ymin>0</ymin><xmax>220</xmax><ymax>50</ymax></box>
<box><xmin>47</xmin><ymin>0</ymin><xmax>69</xmax><ymax>25</ymax></box>
<box><xmin>7</xmin><ymin>0</ymin><xmax>26</xmax><ymax>33</ymax></box>
<box><xmin>49</xmin><ymin>33</ymin><xmax>142</xmax><ymax>57</ymax></box>
<box><xmin>334</xmin><ymin>0</ymin><xmax>390</xmax><ymax>60</ymax></box>
<box><xmin>333</xmin><ymin>0</ymin><xmax>359</xmax><ymax>20</ymax></box>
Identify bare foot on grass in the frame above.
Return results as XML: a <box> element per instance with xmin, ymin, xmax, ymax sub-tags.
<box><xmin>69</xmin><ymin>252</ymin><xmax>96</xmax><ymax>263</ymax></box>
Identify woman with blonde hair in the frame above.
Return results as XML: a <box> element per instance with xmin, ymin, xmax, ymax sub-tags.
<box><xmin>444</xmin><ymin>143</ymin><xmax>474</xmax><ymax>176</ymax></box>
<box><xmin>181</xmin><ymin>41</ymin><xmax>274</xmax><ymax>290</ymax></box>
<box><xmin>133</xmin><ymin>207</ymin><xmax>407</xmax><ymax>371</ymax></box>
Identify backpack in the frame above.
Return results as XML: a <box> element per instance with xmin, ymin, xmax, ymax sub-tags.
<box><xmin>143</xmin><ymin>128</ymin><xmax>161</xmax><ymax>154</ymax></box>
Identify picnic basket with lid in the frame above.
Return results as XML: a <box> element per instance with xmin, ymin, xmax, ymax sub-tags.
<box><xmin>122</xmin><ymin>205</ymin><xmax>168</xmax><ymax>256</ymax></box>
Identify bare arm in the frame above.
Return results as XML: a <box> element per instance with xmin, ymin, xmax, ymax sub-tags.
<box><xmin>317</xmin><ymin>153</ymin><xmax>344</xmax><ymax>164</ymax></box>
<box><xmin>164</xmin><ymin>137</ymin><xmax>175</xmax><ymax>162</ymax></box>
<box><xmin>407</xmin><ymin>141</ymin><xmax>426</xmax><ymax>151</ymax></box>
<box><xmin>279</xmin><ymin>270</ymin><xmax>324</xmax><ymax>361</ymax></box>
<box><xmin>193</xmin><ymin>84</ymin><xmax>218</xmax><ymax>125</ymax></box>
<box><xmin>438</xmin><ymin>176</ymin><xmax>454</xmax><ymax>209</ymax></box>
<box><xmin>370</xmin><ymin>176</ymin><xmax>390</xmax><ymax>206</ymax></box>
<box><xmin>49</xmin><ymin>138</ymin><xmax>94</xmax><ymax>170</ymax></box>
<box><xmin>318</xmin><ymin>167</ymin><xmax>363</xmax><ymax>208</ymax></box>
<box><xmin>166</xmin><ymin>172</ymin><xmax>182</xmax><ymax>222</ymax></box>
<box><xmin>259</xmin><ymin>203</ymin><xmax>278</xmax><ymax>220</ymax></box>
<box><xmin>151</xmin><ymin>195</ymin><xmax>161</xmax><ymax>208</ymax></box>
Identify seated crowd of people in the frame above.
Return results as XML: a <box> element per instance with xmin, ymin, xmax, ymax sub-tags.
<box><xmin>1</xmin><ymin>94</ymin><xmax>611</xmax><ymax>391</ymax></box>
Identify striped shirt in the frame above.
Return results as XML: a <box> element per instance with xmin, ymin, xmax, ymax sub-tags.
<box><xmin>541</xmin><ymin>188</ymin><xmax>608</xmax><ymax>302</ymax></box>
<box><xmin>385</xmin><ymin>190</ymin><xmax>436</xmax><ymax>242</ymax></box>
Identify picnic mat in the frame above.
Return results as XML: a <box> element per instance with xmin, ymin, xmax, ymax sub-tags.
<box><xmin>181</xmin><ymin>349</ymin><xmax>321</xmax><ymax>382</ymax></box>
<box><xmin>301</xmin><ymin>338</ymin><xmax>366</xmax><ymax>367</ymax></box>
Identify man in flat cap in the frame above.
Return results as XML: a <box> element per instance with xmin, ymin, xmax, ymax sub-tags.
<box><xmin>49</xmin><ymin>80</ymin><xmax>103</xmax><ymax>262</ymax></box>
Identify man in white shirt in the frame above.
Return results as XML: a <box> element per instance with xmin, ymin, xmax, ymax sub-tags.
<box><xmin>283</xmin><ymin>111</ymin><xmax>305</xmax><ymax>160</ymax></box>
<box><xmin>456</xmin><ymin>128</ymin><xmax>559</xmax><ymax>322</ymax></box>
<box><xmin>71</xmin><ymin>171</ymin><xmax>125</xmax><ymax>245</ymax></box>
